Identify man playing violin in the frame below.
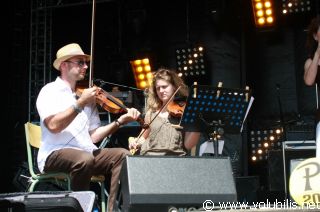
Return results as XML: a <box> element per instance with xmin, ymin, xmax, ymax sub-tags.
<box><xmin>36</xmin><ymin>43</ymin><xmax>140</xmax><ymax>212</ymax></box>
<box><xmin>129</xmin><ymin>68</ymin><xmax>200</xmax><ymax>155</ymax></box>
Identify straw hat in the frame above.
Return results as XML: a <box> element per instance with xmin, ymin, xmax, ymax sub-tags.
<box><xmin>53</xmin><ymin>43</ymin><xmax>90</xmax><ymax>70</ymax></box>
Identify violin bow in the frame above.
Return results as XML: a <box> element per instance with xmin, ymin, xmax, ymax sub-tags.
<box><xmin>134</xmin><ymin>85</ymin><xmax>182</xmax><ymax>140</ymax></box>
<box><xmin>149</xmin><ymin>85</ymin><xmax>182</xmax><ymax>124</ymax></box>
<box><xmin>130</xmin><ymin>85</ymin><xmax>182</xmax><ymax>154</ymax></box>
<box><xmin>88</xmin><ymin>0</ymin><xmax>96</xmax><ymax>87</ymax></box>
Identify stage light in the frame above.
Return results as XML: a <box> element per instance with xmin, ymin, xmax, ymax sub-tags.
<box><xmin>175</xmin><ymin>45</ymin><xmax>206</xmax><ymax>78</ymax></box>
<box><xmin>130</xmin><ymin>58</ymin><xmax>153</xmax><ymax>89</ymax></box>
<box><xmin>281</xmin><ymin>0</ymin><xmax>312</xmax><ymax>15</ymax></box>
<box><xmin>250</xmin><ymin>128</ymin><xmax>283</xmax><ymax>162</ymax></box>
<box><xmin>251</xmin><ymin>0</ymin><xmax>275</xmax><ymax>28</ymax></box>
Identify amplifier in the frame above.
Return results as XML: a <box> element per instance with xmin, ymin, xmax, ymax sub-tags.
<box><xmin>268</xmin><ymin>140</ymin><xmax>316</xmax><ymax>192</ymax></box>
<box><xmin>282</xmin><ymin>140</ymin><xmax>316</xmax><ymax>199</ymax></box>
<box><xmin>285</xmin><ymin>124</ymin><xmax>315</xmax><ymax>141</ymax></box>
<box><xmin>283</xmin><ymin>140</ymin><xmax>316</xmax><ymax>150</ymax></box>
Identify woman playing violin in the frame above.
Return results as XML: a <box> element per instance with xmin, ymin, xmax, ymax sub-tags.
<box><xmin>36</xmin><ymin>43</ymin><xmax>140</xmax><ymax>212</ymax></box>
<box><xmin>129</xmin><ymin>68</ymin><xmax>200</xmax><ymax>155</ymax></box>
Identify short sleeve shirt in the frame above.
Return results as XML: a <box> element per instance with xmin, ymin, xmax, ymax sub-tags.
<box><xmin>36</xmin><ymin>77</ymin><xmax>100</xmax><ymax>172</ymax></box>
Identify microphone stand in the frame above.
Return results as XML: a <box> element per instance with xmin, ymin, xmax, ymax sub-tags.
<box><xmin>276</xmin><ymin>84</ymin><xmax>288</xmax><ymax>200</ymax></box>
<box><xmin>276</xmin><ymin>84</ymin><xmax>287</xmax><ymax>141</ymax></box>
<box><xmin>199</xmin><ymin>114</ymin><xmax>224</xmax><ymax>158</ymax></box>
<box><xmin>94</xmin><ymin>79</ymin><xmax>143</xmax><ymax>92</ymax></box>
<box><xmin>95</xmin><ymin>79</ymin><xmax>147</xmax><ymax>111</ymax></box>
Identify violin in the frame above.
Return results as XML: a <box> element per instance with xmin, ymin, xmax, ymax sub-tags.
<box><xmin>76</xmin><ymin>82</ymin><xmax>148</xmax><ymax>129</ymax></box>
<box><xmin>167</xmin><ymin>97</ymin><xmax>186</xmax><ymax>118</ymax></box>
<box><xmin>75</xmin><ymin>84</ymin><xmax>123</xmax><ymax>113</ymax></box>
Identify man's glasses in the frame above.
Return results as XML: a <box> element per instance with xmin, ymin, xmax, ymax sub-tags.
<box><xmin>65</xmin><ymin>60</ymin><xmax>88</xmax><ymax>68</ymax></box>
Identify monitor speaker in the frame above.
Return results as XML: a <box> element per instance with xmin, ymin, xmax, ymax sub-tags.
<box><xmin>0</xmin><ymin>191</ymin><xmax>95</xmax><ymax>212</ymax></box>
<box><xmin>119</xmin><ymin>156</ymin><xmax>237</xmax><ymax>212</ymax></box>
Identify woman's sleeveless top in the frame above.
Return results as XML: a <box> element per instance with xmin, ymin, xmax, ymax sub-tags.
<box><xmin>140</xmin><ymin>111</ymin><xmax>187</xmax><ymax>156</ymax></box>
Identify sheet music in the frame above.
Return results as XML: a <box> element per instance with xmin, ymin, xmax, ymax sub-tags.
<box><xmin>180</xmin><ymin>85</ymin><xmax>253</xmax><ymax>133</ymax></box>
<box><xmin>240</xmin><ymin>96</ymin><xmax>254</xmax><ymax>133</ymax></box>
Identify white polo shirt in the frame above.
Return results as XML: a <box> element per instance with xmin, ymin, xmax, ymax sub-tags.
<box><xmin>36</xmin><ymin>77</ymin><xmax>100</xmax><ymax>172</ymax></box>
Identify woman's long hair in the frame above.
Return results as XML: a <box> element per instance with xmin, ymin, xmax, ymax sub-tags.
<box><xmin>145</xmin><ymin>68</ymin><xmax>188</xmax><ymax>113</ymax></box>
<box><xmin>306</xmin><ymin>15</ymin><xmax>320</xmax><ymax>58</ymax></box>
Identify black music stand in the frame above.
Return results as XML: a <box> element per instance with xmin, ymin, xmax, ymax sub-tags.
<box><xmin>180</xmin><ymin>85</ymin><xmax>253</xmax><ymax>158</ymax></box>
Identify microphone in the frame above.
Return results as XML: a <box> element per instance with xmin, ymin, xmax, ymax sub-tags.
<box><xmin>93</xmin><ymin>78</ymin><xmax>105</xmax><ymax>87</ymax></box>
<box><xmin>217</xmin><ymin>127</ymin><xmax>224</xmax><ymax>136</ymax></box>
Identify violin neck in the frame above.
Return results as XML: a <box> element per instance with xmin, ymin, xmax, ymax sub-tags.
<box><xmin>107</xmin><ymin>93</ymin><xmax>127</xmax><ymax>111</ymax></box>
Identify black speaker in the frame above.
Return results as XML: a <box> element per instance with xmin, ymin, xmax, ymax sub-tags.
<box><xmin>268</xmin><ymin>149</ymin><xmax>315</xmax><ymax>195</ymax></box>
<box><xmin>235</xmin><ymin>176</ymin><xmax>259</xmax><ymax>203</ymax></box>
<box><xmin>119</xmin><ymin>156</ymin><xmax>237</xmax><ymax>212</ymax></box>
<box><xmin>0</xmin><ymin>191</ymin><xmax>95</xmax><ymax>212</ymax></box>
<box><xmin>268</xmin><ymin>150</ymin><xmax>285</xmax><ymax>191</ymax></box>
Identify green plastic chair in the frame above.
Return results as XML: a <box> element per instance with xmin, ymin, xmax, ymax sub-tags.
<box><xmin>24</xmin><ymin>122</ymin><xmax>106</xmax><ymax>212</ymax></box>
<box><xmin>24</xmin><ymin>122</ymin><xmax>72</xmax><ymax>191</ymax></box>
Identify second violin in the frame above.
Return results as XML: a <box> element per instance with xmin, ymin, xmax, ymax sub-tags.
<box><xmin>167</xmin><ymin>98</ymin><xmax>186</xmax><ymax>118</ymax></box>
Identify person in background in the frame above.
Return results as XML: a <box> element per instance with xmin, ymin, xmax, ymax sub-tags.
<box><xmin>304</xmin><ymin>15</ymin><xmax>320</xmax><ymax>157</ymax></box>
<box><xmin>36</xmin><ymin>43</ymin><xmax>141</xmax><ymax>211</ymax></box>
<box><xmin>129</xmin><ymin>68</ymin><xmax>200</xmax><ymax>155</ymax></box>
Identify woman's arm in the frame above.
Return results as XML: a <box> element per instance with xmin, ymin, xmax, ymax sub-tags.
<box><xmin>184</xmin><ymin>131</ymin><xmax>201</xmax><ymax>150</ymax></box>
<box><xmin>304</xmin><ymin>42</ymin><xmax>320</xmax><ymax>86</ymax></box>
<box><xmin>128</xmin><ymin>111</ymin><xmax>151</xmax><ymax>153</ymax></box>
